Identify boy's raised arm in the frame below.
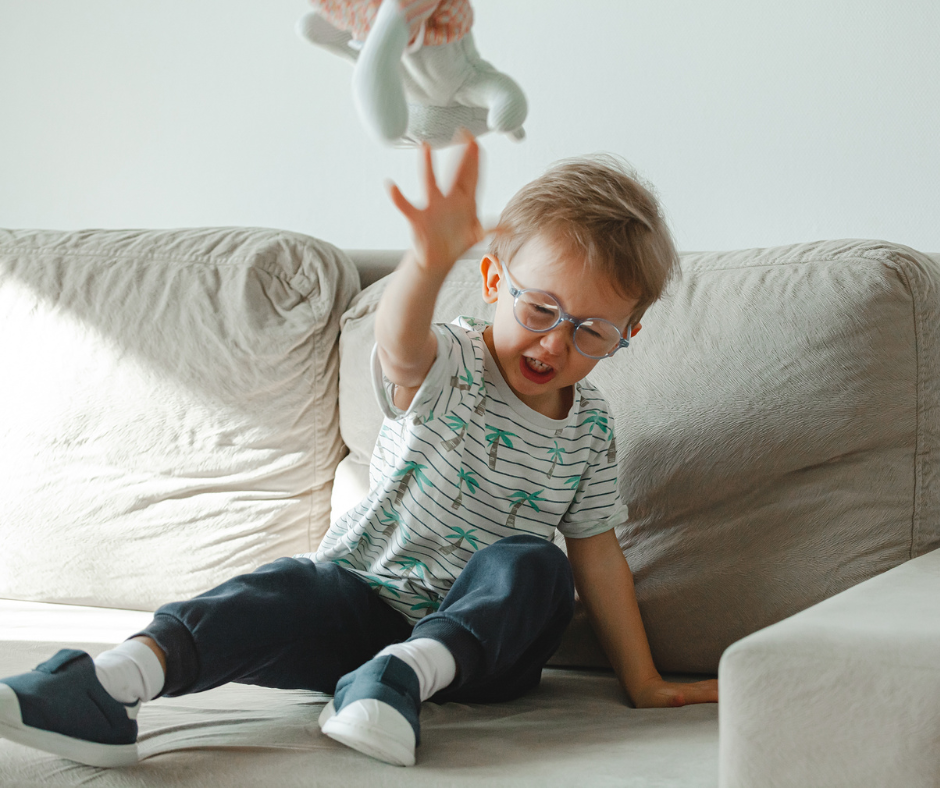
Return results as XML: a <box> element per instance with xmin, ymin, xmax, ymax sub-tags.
<box><xmin>376</xmin><ymin>135</ymin><xmax>484</xmax><ymax>410</ymax></box>
<box><xmin>565</xmin><ymin>530</ymin><xmax>719</xmax><ymax>708</ymax></box>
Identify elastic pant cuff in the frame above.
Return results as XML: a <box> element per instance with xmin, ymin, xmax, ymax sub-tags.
<box><xmin>131</xmin><ymin>613</ymin><xmax>199</xmax><ymax>698</ymax></box>
<box><xmin>409</xmin><ymin>617</ymin><xmax>482</xmax><ymax>691</ymax></box>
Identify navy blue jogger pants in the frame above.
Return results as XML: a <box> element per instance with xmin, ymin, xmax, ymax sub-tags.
<box><xmin>137</xmin><ymin>535</ymin><xmax>575</xmax><ymax>704</ymax></box>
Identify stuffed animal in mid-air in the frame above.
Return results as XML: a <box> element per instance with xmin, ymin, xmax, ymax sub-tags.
<box><xmin>297</xmin><ymin>0</ymin><xmax>528</xmax><ymax>147</ymax></box>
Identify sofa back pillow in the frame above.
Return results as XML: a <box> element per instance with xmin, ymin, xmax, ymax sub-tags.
<box><xmin>336</xmin><ymin>240</ymin><xmax>940</xmax><ymax>672</ymax></box>
<box><xmin>0</xmin><ymin>228</ymin><xmax>359</xmax><ymax>611</ymax></box>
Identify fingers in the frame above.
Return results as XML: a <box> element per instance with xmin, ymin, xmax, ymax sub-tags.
<box><xmin>421</xmin><ymin>143</ymin><xmax>440</xmax><ymax>199</ymax></box>
<box><xmin>450</xmin><ymin>131</ymin><xmax>479</xmax><ymax>197</ymax></box>
<box><xmin>470</xmin><ymin>217</ymin><xmax>485</xmax><ymax>247</ymax></box>
<box><xmin>644</xmin><ymin>680</ymin><xmax>718</xmax><ymax>708</ymax></box>
<box><xmin>387</xmin><ymin>180</ymin><xmax>419</xmax><ymax>223</ymax></box>
<box><xmin>655</xmin><ymin>689</ymin><xmax>685</xmax><ymax>707</ymax></box>
<box><xmin>396</xmin><ymin>132</ymin><xmax>478</xmax><ymax>208</ymax></box>
<box><xmin>682</xmin><ymin>680</ymin><xmax>719</xmax><ymax>704</ymax></box>
<box><xmin>640</xmin><ymin>687</ymin><xmax>686</xmax><ymax>708</ymax></box>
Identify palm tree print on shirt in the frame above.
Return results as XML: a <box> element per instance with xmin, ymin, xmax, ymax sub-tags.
<box><xmin>441</xmin><ymin>415</ymin><xmax>469</xmax><ymax>452</ymax></box>
<box><xmin>506</xmin><ymin>490</ymin><xmax>544</xmax><ymax>528</ymax></box>
<box><xmin>452</xmin><ymin>467</ymin><xmax>480</xmax><ymax>509</ymax></box>
<box><xmin>393</xmin><ymin>461</ymin><xmax>430</xmax><ymax>504</ymax></box>
<box><xmin>442</xmin><ymin>526</ymin><xmax>480</xmax><ymax>554</ymax></box>
<box><xmin>412</xmin><ymin>408</ymin><xmax>434</xmax><ymax>427</ymax></box>
<box><xmin>463</xmin><ymin>317</ymin><xmax>489</xmax><ymax>331</ymax></box>
<box><xmin>410</xmin><ymin>597</ymin><xmax>441</xmax><ymax>615</ymax></box>
<box><xmin>607</xmin><ymin>433</ymin><xmax>617</xmax><ymax>463</ymax></box>
<box><xmin>378</xmin><ymin>506</ymin><xmax>409</xmax><ymax>544</ymax></box>
<box><xmin>561</xmin><ymin>474</ymin><xmax>584</xmax><ymax>507</ymax></box>
<box><xmin>394</xmin><ymin>556</ymin><xmax>428</xmax><ymax>580</ymax></box>
<box><xmin>366</xmin><ymin>577</ymin><xmax>402</xmax><ymax>598</ymax></box>
<box><xmin>485</xmin><ymin>426</ymin><xmax>517</xmax><ymax>469</ymax></box>
<box><xmin>474</xmin><ymin>381</ymin><xmax>487</xmax><ymax>416</ymax></box>
<box><xmin>583</xmin><ymin>410</ymin><xmax>609</xmax><ymax>435</ymax></box>
<box><xmin>346</xmin><ymin>529</ymin><xmax>375</xmax><ymax>551</ymax></box>
<box><xmin>450</xmin><ymin>367</ymin><xmax>474</xmax><ymax>392</ymax></box>
<box><xmin>545</xmin><ymin>441</ymin><xmax>566</xmax><ymax>478</ymax></box>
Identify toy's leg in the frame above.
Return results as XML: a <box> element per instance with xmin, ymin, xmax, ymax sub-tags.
<box><xmin>398</xmin><ymin>32</ymin><xmax>528</xmax><ymax>146</ymax></box>
<box><xmin>452</xmin><ymin>35</ymin><xmax>527</xmax><ymax>138</ymax></box>
<box><xmin>353</xmin><ymin>0</ymin><xmax>411</xmax><ymax>142</ymax></box>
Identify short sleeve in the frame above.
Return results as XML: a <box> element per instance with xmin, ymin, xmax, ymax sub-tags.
<box><xmin>370</xmin><ymin>323</ymin><xmax>480</xmax><ymax>423</ymax></box>
<box><xmin>558</xmin><ymin>405</ymin><xmax>628</xmax><ymax>539</ymax></box>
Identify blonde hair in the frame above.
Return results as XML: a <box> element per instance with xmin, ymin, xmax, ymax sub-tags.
<box><xmin>489</xmin><ymin>154</ymin><xmax>679</xmax><ymax>324</ymax></box>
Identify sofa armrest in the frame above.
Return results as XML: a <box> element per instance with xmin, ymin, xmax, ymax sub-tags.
<box><xmin>718</xmin><ymin>547</ymin><xmax>940</xmax><ymax>788</ymax></box>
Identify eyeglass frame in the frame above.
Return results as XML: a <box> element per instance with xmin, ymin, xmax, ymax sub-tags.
<box><xmin>496</xmin><ymin>259</ymin><xmax>632</xmax><ymax>359</ymax></box>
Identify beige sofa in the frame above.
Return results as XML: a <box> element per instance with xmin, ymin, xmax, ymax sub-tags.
<box><xmin>0</xmin><ymin>227</ymin><xmax>937</xmax><ymax>787</ymax></box>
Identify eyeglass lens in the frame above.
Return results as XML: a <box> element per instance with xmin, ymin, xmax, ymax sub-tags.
<box><xmin>514</xmin><ymin>291</ymin><xmax>622</xmax><ymax>358</ymax></box>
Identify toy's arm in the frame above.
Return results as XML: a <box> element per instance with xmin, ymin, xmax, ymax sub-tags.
<box><xmin>296</xmin><ymin>11</ymin><xmax>359</xmax><ymax>63</ymax></box>
<box><xmin>565</xmin><ymin>529</ymin><xmax>719</xmax><ymax>708</ymax></box>
<box><xmin>451</xmin><ymin>36</ymin><xmax>527</xmax><ymax>138</ymax></box>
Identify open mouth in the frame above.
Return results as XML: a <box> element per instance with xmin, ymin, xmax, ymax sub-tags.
<box><xmin>520</xmin><ymin>355</ymin><xmax>556</xmax><ymax>384</ymax></box>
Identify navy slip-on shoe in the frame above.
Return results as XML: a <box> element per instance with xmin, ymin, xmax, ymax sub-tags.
<box><xmin>319</xmin><ymin>655</ymin><xmax>421</xmax><ymax>767</ymax></box>
<box><xmin>0</xmin><ymin>649</ymin><xmax>139</xmax><ymax>767</ymax></box>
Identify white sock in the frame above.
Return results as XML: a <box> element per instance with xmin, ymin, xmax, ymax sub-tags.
<box><xmin>376</xmin><ymin>638</ymin><xmax>456</xmax><ymax>701</ymax></box>
<box><xmin>93</xmin><ymin>639</ymin><xmax>165</xmax><ymax>704</ymax></box>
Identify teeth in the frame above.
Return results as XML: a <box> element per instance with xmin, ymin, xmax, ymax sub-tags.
<box><xmin>526</xmin><ymin>357</ymin><xmax>551</xmax><ymax>372</ymax></box>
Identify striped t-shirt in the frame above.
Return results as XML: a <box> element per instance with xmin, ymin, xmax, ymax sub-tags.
<box><xmin>314</xmin><ymin>317</ymin><xmax>627</xmax><ymax>623</ymax></box>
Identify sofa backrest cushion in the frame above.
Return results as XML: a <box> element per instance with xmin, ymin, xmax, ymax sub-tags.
<box><xmin>336</xmin><ymin>240</ymin><xmax>940</xmax><ymax>672</ymax></box>
<box><xmin>0</xmin><ymin>228</ymin><xmax>359</xmax><ymax>611</ymax></box>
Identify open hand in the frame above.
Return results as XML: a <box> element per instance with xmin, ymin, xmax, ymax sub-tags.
<box><xmin>388</xmin><ymin>131</ymin><xmax>485</xmax><ymax>274</ymax></box>
<box><xmin>631</xmin><ymin>677</ymin><xmax>718</xmax><ymax>708</ymax></box>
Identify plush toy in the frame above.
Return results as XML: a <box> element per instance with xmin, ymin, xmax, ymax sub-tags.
<box><xmin>296</xmin><ymin>0</ymin><xmax>528</xmax><ymax>147</ymax></box>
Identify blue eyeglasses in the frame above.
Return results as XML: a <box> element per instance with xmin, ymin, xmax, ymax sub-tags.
<box><xmin>498</xmin><ymin>261</ymin><xmax>632</xmax><ymax>359</ymax></box>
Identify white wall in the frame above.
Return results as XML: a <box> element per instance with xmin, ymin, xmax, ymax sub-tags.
<box><xmin>1</xmin><ymin>0</ymin><xmax>937</xmax><ymax>252</ymax></box>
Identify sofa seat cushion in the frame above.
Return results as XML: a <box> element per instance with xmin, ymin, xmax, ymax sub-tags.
<box><xmin>0</xmin><ymin>228</ymin><xmax>359</xmax><ymax>610</ymax></box>
<box><xmin>0</xmin><ymin>600</ymin><xmax>720</xmax><ymax>787</ymax></box>
<box><xmin>336</xmin><ymin>240</ymin><xmax>940</xmax><ymax>672</ymax></box>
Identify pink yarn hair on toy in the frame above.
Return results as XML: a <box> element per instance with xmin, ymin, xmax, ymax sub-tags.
<box><xmin>310</xmin><ymin>0</ymin><xmax>473</xmax><ymax>46</ymax></box>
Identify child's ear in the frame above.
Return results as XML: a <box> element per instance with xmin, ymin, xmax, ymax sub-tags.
<box><xmin>630</xmin><ymin>323</ymin><xmax>642</xmax><ymax>337</ymax></box>
<box><xmin>480</xmin><ymin>255</ymin><xmax>501</xmax><ymax>304</ymax></box>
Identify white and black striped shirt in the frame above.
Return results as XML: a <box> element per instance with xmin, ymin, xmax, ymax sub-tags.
<box><xmin>315</xmin><ymin>318</ymin><xmax>627</xmax><ymax>623</ymax></box>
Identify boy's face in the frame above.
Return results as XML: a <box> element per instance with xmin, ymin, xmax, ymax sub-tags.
<box><xmin>480</xmin><ymin>232</ymin><xmax>641</xmax><ymax>419</ymax></box>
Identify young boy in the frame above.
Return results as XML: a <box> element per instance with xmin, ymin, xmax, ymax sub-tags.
<box><xmin>0</xmin><ymin>136</ymin><xmax>717</xmax><ymax>770</ymax></box>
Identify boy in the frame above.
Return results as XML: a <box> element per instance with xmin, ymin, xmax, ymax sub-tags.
<box><xmin>0</xmin><ymin>136</ymin><xmax>717</xmax><ymax>769</ymax></box>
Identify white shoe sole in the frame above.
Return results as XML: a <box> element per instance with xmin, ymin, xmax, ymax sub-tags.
<box><xmin>0</xmin><ymin>683</ymin><xmax>138</xmax><ymax>768</ymax></box>
<box><xmin>319</xmin><ymin>698</ymin><xmax>416</xmax><ymax>767</ymax></box>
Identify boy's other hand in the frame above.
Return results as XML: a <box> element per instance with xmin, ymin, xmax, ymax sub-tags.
<box><xmin>631</xmin><ymin>677</ymin><xmax>718</xmax><ymax>708</ymax></box>
<box><xmin>388</xmin><ymin>131</ymin><xmax>485</xmax><ymax>274</ymax></box>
